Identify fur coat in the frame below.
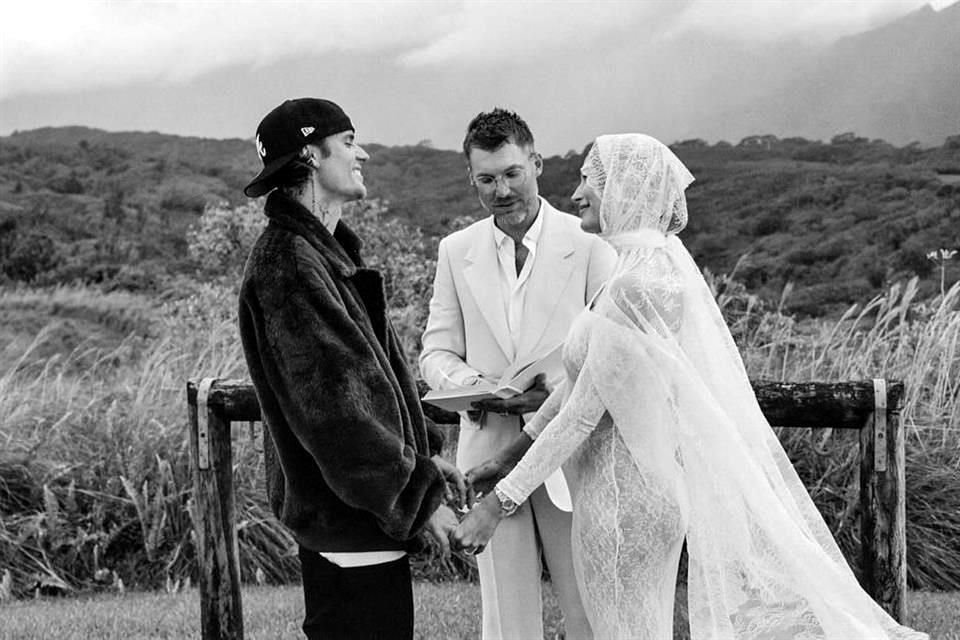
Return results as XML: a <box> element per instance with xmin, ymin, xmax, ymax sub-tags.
<box><xmin>238</xmin><ymin>191</ymin><xmax>445</xmax><ymax>552</ymax></box>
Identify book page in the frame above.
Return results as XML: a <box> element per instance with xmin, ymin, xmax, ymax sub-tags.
<box><xmin>495</xmin><ymin>342</ymin><xmax>564</xmax><ymax>398</ymax></box>
<box><xmin>421</xmin><ymin>382</ymin><xmax>498</xmax><ymax>412</ymax></box>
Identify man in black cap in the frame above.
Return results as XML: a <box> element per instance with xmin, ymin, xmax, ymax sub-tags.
<box><xmin>238</xmin><ymin>98</ymin><xmax>463</xmax><ymax>639</ymax></box>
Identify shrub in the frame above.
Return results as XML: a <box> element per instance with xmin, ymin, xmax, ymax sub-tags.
<box><xmin>158</xmin><ymin>181</ymin><xmax>210</xmax><ymax>214</ymax></box>
<box><xmin>186</xmin><ymin>198</ymin><xmax>438</xmax><ymax>364</ymax></box>
<box><xmin>186</xmin><ymin>200</ymin><xmax>264</xmax><ymax>280</ymax></box>
<box><xmin>753</xmin><ymin>211</ymin><xmax>786</xmax><ymax>235</ymax></box>
<box><xmin>1</xmin><ymin>274</ymin><xmax>957</xmax><ymax>598</ymax></box>
<box><xmin>49</xmin><ymin>172</ymin><xmax>84</xmax><ymax>195</ymax></box>
<box><xmin>0</xmin><ymin>230</ymin><xmax>61</xmax><ymax>282</ymax></box>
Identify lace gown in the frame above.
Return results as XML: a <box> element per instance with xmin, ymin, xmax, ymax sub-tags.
<box><xmin>499</xmin><ymin>268</ymin><xmax>689</xmax><ymax>640</ymax></box>
<box><xmin>498</xmin><ymin>134</ymin><xmax>927</xmax><ymax>640</ymax></box>
<box><xmin>497</xmin><ymin>247</ymin><xmax>928</xmax><ymax>640</ymax></box>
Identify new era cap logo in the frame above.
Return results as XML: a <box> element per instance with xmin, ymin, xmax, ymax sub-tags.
<box><xmin>301</xmin><ymin>126</ymin><xmax>315</xmax><ymax>137</ymax></box>
<box><xmin>255</xmin><ymin>134</ymin><xmax>266</xmax><ymax>158</ymax></box>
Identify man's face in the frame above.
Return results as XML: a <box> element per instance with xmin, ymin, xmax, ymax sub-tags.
<box><xmin>467</xmin><ymin>142</ymin><xmax>542</xmax><ymax>227</ymax></box>
<box><xmin>313</xmin><ymin>131</ymin><xmax>369</xmax><ymax>202</ymax></box>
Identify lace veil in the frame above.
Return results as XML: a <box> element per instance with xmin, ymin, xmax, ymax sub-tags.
<box><xmin>581</xmin><ymin>134</ymin><xmax>926</xmax><ymax>639</ymax></box>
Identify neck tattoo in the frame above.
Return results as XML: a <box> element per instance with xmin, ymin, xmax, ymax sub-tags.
<box><xmin>286</xmin><ymin>177</ymin><xmax>337</xmax><ymax>232</ymax></box>
<box><xmin>292</xmin><ymin>180</ymin><xmax>324</xmax><ymax>224</ymax></box>
<box><xmin>316</xmin><ymin>205</ymin><xmax>331</xmax><ymax>227</ymax></box>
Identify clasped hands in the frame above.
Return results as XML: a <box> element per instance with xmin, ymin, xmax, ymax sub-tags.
<box><xmin>426</xmin><ymin>377</ymin><xmax>545</xmax><ymax>555</ymax></box>
<box><xmin>423</xmin><ymin>454</ymin><xmax>510</xmax><ymax>557</ymax></box>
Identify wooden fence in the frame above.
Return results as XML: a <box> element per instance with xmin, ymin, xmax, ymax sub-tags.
<box><xmin>186</xmin><ymin>378</ymin><xmax>907</xmax><ymax>640</ymax></box>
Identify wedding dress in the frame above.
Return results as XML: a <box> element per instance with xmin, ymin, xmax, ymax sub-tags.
<box><xmin>496</xmin><ymin>135</ymin><xmax>927</xmax><ymax>640</ymax></box>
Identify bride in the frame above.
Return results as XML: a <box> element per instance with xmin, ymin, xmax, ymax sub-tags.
<box><xmin>453</xmin><ymin>134</ymin><xmax>928</xmax><ymax>640</ymax></box>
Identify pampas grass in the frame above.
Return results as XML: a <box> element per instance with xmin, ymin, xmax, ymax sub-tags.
<box><xmin>721</xmin><ymin>276</ymin><xmax>960</xmax><ymax>589</ymax></box>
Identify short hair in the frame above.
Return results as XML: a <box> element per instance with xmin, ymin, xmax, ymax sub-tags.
<box><xmin>462</xmin><ymin>108</ymin><xmax>535</xmax><ymax>158</ymax></box>
<box><xmin>270</xmin><ymin>138</ymin><xmax>332</xmax><ymax>192</ymax></box>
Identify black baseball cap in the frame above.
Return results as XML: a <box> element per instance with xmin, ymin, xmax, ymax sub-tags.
<box><xmin>244</xmin><ymin>98</ymin><xmax>354</xmax><ymax>198</ymax></box>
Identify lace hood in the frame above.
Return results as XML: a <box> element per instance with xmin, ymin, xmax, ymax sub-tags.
<box><xmin>584</xmin><ymin>133</ymin><xmax>694</xmax><ymax>241</ymax></box>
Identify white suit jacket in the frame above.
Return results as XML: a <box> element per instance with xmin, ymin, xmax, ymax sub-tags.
<box><xmin>420</xmin><ymin>198</ymin><xmax>616</xmax><ymax>505</ymax></box>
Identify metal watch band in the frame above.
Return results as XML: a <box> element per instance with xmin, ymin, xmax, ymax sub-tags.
<box><xmin>494</xmin><ymin>485</ymin><xmax>520</xmax><ymax>517</ymax></box>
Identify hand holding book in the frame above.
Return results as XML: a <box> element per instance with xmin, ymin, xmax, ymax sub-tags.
<box><xmin>470</xmin><ymin>373</ymin><xmax>549</xmax><ymax>415</ymax></box>
<box><xmin>421</xmin><ymin>343</ymin><xmax>563</xmax><ymax>413</ymax></box>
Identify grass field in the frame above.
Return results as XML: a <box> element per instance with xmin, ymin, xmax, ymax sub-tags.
<box><xmin>0</xmin><ymin>582</ymin><xmax>956</xmax><ymax>640</ymax></box>
<box><xmin>1</xmin><ymin>277</ymin><xmax>958</xmax><ymax>632</ymax></box>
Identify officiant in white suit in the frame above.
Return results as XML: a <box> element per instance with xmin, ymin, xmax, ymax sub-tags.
<box><xmin>420</xmin><ymin>108</ymin><xmax>615</xmax><ymax>640</ymax></box>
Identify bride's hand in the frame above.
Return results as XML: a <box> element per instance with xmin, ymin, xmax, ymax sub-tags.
<box><xmin>465</xmin><ymin>432</ymin><xmax>535</xmax><ymax>498</ymax></box>
<box><xmin>465</xmin><ymin>458</ymin><xmax>507</xmax><ymax>498</ymax></box>
<box><xmin>452</xmin><ymin>492</ymin><xmax>504</xmax><ymax>555</ymax></box>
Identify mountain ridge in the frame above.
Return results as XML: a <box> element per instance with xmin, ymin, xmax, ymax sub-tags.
<box><xmin>1</xmin><ymin>126</ymin><xmax>959</xmax><ymax>316</ymax></box>
<box><xmin>1</xmin><ymin>3</ymin><xmax>956</xmax><ymax>154</ymax></box>
<box><xmin>682</xmin><ymin>1</ymin><xmax>959</xmax><ymax>147</ymax></box>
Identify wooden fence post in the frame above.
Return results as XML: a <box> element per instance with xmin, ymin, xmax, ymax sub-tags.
<box><xmin>859</xmin><ymin>378</ymin><xmax>907</xmax><ymax>622</ymax></box>
<box><xmin>188</xmin><ymin>378</ymin><xmax>244</xmax><ymax>640</ymax></box>
<box><xmin>184</xmin><ymin>378</ymin><xmax>910</xmax><ymax>633</ymax></box>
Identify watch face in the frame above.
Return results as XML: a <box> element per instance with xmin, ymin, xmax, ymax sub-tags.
<box><xmin>495</xmin><ymin>487</ymin><xmax>519</xmax><ymax>515</ymax></box>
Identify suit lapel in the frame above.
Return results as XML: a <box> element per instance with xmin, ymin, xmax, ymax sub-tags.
<box><xmin>464</xmin><ymin>220</ymin><xmax>514</xmax><ymax>360</ymax></box>
<box><xmin>516</xmin><ymin>203</ymin><xmax>576</xmax><ymax>357</ymax></box>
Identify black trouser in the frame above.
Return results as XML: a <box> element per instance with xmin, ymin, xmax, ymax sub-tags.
<box><xmin>298</xmin><ymin>546</ymin><xmax>414</xmax><ymax>640</ymax></box>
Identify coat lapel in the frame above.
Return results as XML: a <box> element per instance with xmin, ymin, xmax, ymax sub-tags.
<box><xmin>464</xmin><ymin>220</ymin><xmax>514</xmax><ymax>360</ymax></box>
<box><xmin>516</xmin><ymin>203</ymin><xmax>576</xmax><ymax>357</ymax></box>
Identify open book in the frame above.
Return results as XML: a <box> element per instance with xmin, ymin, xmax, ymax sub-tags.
<box><xmin>422</xmin><ymin>342</ymin><xmax>564</xmax><ymax>412</ymax></box>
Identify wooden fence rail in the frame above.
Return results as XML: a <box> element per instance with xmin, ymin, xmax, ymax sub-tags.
<box><xmin>186</xmin><ymin>378</ymin><xmax>907</xmax><ymax>640</ymax></box>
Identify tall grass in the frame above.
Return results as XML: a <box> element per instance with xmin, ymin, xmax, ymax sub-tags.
<box><xmin>0</xmin><ymin>275</ymin><xmax>958</xmax><ymax>600</ymax></box>
<box><xmin>715</xmin><ymin>274</ymin><xmax>960</xmax><ymax>588</ymax></box>
<box><xmin>736</xmin><ymin>277</ymin><xmax>960</xmax><ymax>431</ymax></box>
<box><xmin>0</xmin><ymin>281</ymin><xmax>260</xmax><ymax>596</ymax></box>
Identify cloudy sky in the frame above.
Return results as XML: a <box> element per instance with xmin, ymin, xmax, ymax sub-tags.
<box><xmin>0</xmin><ymin>0</ymin><xmax>955</xmax><ymax>154</ymax></box>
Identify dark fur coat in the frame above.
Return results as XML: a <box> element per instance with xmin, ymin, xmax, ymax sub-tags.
<box><xmin>238</xmin><ymin>191</ymin><xmax>444</xmax><ymax>552</ymax></box>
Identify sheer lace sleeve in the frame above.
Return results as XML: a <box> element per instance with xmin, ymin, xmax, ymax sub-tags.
<box><xmin>522</xmin><ymin>379</ymin><xmax>568</xmax><ymax>440</ymax></box>
<box><xmin>497</xmin><ymin>368</ymin><xmax>605</xmax><ymax>505</ymax></box>
<box><xmin>499</xmin><ymin>246</ymin><xmax>684</xmax><ymax>506</ymax></box>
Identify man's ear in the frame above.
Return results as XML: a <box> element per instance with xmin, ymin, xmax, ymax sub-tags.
<box><xmin>532</xmin><ymin>152</ymin><xmax>543</xmax><ymax>177</ymax></box>
<box><xmin>466</xmin><ymin>165</ymin><xmax>475</xmax><ymax>186</ymax></box>
<box><xmin>300</xmin><ymin>146</ymin><xmax>318</xmax><ymax>168</ymax></box>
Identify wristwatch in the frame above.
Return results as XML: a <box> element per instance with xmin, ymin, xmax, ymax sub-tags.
<box><xmin>493</xmin><ymin>485</ymin><xmax>520</xmax><ymax>517</ymax></box>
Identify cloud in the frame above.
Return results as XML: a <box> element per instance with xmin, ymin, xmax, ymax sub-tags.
<box><xmin>0</xmin><ymin>0</ymin><xmax>944</xmax><ymax>99</ymax></box>
<box><xmin>666</xmin><ymin>0</ymin><xmax>939</xmax><ymax>44</ymax></box>
<box><xmin>398</xmin><ymin>0</ymin><xmax>944</xmax><ymax>66</ymax></box>
<box><xmin>0</xmin><ymin>0</ymin><xmax>456</xmax><ymax>99</ymax></box>
<box><xmin>399</xmin><ymin>0</ymin><xmax>687</xmax><ymax>66</ymax></box>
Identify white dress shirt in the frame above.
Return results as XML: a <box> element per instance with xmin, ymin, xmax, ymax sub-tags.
<box><xmin>318</xmin><ymin>550</ymin><xmax>405</xmax><ymax>568</ymax></box>
<box><xmin>491</xmin><ymin>203</ymin><xmax>544</xmax><ymax>359</ymax></box>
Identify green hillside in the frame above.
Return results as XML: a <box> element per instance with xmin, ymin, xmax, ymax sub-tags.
<box><xmin>2</xmin><ymin>129</ymin><xmax>959</xmax><ymax>598</ymax></box>
<box><xmin>1</xmin><ymin>127</ymin><xmax>958</xmax><ymax>315</ymax></box>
